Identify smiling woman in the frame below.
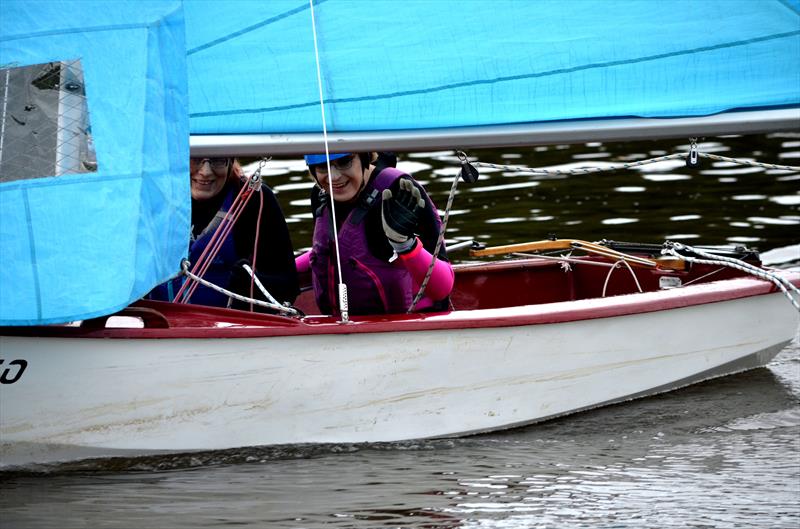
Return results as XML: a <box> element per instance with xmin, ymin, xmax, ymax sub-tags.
<box><xmin>189</xmin><ymin>157</ymin><xmax>231</xmax><ymax>200</ymax></box>
<box><xmin>305</xmin><ymin>153</ymin><xmax>363</xmax><ymax>202</ymax></box>
<box><xmin>146</xmin><ymin>157</ymin><xmax>299</xmax><ymax>310</ymax></box>
<box><xmin>295</xmin><ymin>152</ymin><xmax>454</xmax><ymax>317</ymax></box>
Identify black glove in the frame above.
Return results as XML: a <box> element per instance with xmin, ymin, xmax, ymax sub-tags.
<box><xmin>381</xmin><ymin>178</ymin><xmax>425</xmax><ymax>253</ymax></box>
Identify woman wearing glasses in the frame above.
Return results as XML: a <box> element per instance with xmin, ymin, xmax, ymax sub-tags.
<box><xmin>148</xmin><ymin>157</ymin><xmax>298</xmax><ymax>310</ymax></box>
<box><xmin>296</xmin><ymin>152</ymin><xmax>453</xmax><ymax>316</ymax></box>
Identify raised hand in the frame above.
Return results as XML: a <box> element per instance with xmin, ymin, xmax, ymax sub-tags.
<box><xmin>381</xmin><ymin>178</ymin><xmax>426</xmax><ymax>253</ymax></box>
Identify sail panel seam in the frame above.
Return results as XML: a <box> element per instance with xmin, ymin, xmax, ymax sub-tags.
<box><xmin>1</xmin><ymin>23</ymin><xmax>151</xmax><ymax>43</ymax></box>
<box><xmin>21</xmin><ymin>188</ymin><xmax>42</xmax><ymax>320</ymax></box>
<box><xmin>0</xmin><ymin>171</ymin><xmax>160</xmax><ymax>193</ymax></box>
<box><xmin>776</xmin><ymin>0</ymin><xmax>800</xmax><ymax>16</ymax></box>
<box><xmin>187</xmin><ymin>0</ymin><xmax>329</xmax><ymax>55</ymax></box>
<box><xmin>1</xmin><ymin>2</ymin><xmax>183</xmax><ymax>43</ymax></box>
<box><xmin>190</xmin><ymin>29</ymin><xmax>800</xmax><ymax>119</ymax></box>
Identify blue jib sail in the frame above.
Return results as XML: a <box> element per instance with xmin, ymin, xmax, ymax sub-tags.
<box><xmin>1</xmin><ymin>0</ymin><xmax>799</xmax><ymax>325</ymax></box>
<box><xmin>1</xmin><ymin>1</ymin><xmax>189</xmax><ymax>325</ymax></box>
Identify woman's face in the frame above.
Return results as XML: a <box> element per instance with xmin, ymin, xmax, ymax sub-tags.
<box><xmin>190</xmin><ymin>158</ymin><xmax>229</xmax><ymax>200</ymax></box>
<box><xmin>311</xmin><ymin>154</ymin><xmax>365</xmax><ymax>203</ymax></box>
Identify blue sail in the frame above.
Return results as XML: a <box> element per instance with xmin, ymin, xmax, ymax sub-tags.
<box><xmin>186</xmin><ymin>0</ymin><xmax>800</xmax><ymax>135</ymax></box>
<box><xmin>0</xmin><ymin>1</ymin><xmax>189</xmax><ymax>325</ymax></box>
<box><xmin>1</xmin><ymin>0</ymin><xmax>798</xmax><ymax>325</ymax></box>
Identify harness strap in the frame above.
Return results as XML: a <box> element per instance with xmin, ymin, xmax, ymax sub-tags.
<box><xmin>350</xmin><ymin>167</ymin><xmax>405</xmax><ymax>225</ymax></box>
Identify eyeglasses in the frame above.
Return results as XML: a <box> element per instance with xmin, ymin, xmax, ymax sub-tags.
<box><xmin>311</xmin><ymin>154</ymin><xmax>355</xmax><ymax>175</ymax></box>
<box><xmin>190</xmin><ymin>157</ymin><xmax>231</xmax><ymax>173</ymax></box>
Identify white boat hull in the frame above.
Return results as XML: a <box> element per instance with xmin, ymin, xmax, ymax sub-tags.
<box><xmin>1</xmin><ymin>284</ymin><xmax>797</xmax><ymax>468</ymax></box>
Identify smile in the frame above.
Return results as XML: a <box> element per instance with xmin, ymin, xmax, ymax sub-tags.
<box><xmin>192</xmin><ymin>179</ymin><xmax>217</xmax><ymax>186</ymax></box>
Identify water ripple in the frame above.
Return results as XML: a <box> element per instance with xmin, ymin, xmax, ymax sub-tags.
<box><xmin>601</xmin><ymin>218</ymin><xmax>639</xmax><ymax>225</ymax></box>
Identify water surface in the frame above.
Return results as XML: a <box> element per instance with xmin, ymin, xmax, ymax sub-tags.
<box><xmin>269</xmin><ymin>132</ymin><xmax>800</xmax><ymax>257</ymax></box>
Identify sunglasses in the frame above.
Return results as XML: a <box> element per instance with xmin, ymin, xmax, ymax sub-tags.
<box><xmin>190</xmin><ymin>157</ymin><xmax>231</xmax><ymax>173</ymax></box>
<box><xmin>311</xmin><ymin>154</ymin><xmax>355</xmax><ymax>175</ymax></box>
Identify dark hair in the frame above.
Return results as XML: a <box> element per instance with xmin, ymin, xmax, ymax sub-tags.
<box><xmin>228</xmin><ymin>158</ymin><xmax>244</xmax><ymax>183</ymax></box>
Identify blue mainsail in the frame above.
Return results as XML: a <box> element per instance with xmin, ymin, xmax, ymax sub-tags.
<box><xmin>186</xmin><ymin>0</ymin><xmax>800</xmax><ymax>136</ymax></box>
<box><xmin>1</xmin><ymin>0</ymin><xmax>798</xmax><ymax>325</ymax></box>
<box><xmin>1</xmin><ymin>1</ymin><xmax>189</xmax><ymax>325</ymax></box>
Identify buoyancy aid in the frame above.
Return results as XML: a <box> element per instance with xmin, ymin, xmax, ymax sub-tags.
<box><xmin>148</xmin><ymin>186</ymin><xmax>239</xmax><ymax>307</ymax></box>
<box><xmin>310</xmin><ymin>167</ymin><xmax>441</xmax><ymax>315</ymax></box>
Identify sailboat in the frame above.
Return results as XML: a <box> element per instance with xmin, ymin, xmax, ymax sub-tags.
<box><xmin>1</xmin><ymin>0</ymin><xmax>798</xmax><ymax>468</ymax></box>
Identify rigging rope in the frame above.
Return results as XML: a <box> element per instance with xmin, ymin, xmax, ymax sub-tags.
<box><xmin>471</xmin><ymin>152</ymin><xmax>800</xmax><ymax>176</ymax></box>
<box><xmin>601</xmin><ymin>259</ymin><xmax>644</xmax><ymax>297</ymax></box>
<box><xmin>406</xmin><ymin>145</ymin><xmax>799</xmax><ymax>312</ymax></box>
<box><xmin>242</xmin><ymin>263</ymin><xmax>282</xmax><ymax>307</ymax></box>
<box><xmin>462</xmin><ymin>147</ymin><xmax>799</xmax><ymax>312</ymax></box>
<box><xmin>180</xmin><ymin>260</ymin><xmax>299</xmax><ymax>316</ymax></box>
<box><xmin>696</xmin><ymin>153</ymin><xmax>800</xmax><ymax>171</ymax></box>
<box><xmin>661</xmin><ymin>242</ymin><xmax>800</xmax><ymax>312</ymax></box>
<box><xmin>248</xmin><ymin>159</ymin><xmax>268</xmax><ymax>311</ymax></box>
<box><xmin>174</xmin><ymin>173</ymin><xmax>259</xmax><ymax>303</ymax></box>
<box><xmin>407</xmin><ymin>157</ymin><xmax>461</xmax><ymax>312</ymax></box>
<box><xmin>309</xmin><ymin>0</ymin><xmax>349</xmax><ymax>323</ymax></box>
<box><xmin>174</xmin><ymin>161</ymin><xmax>295</xmax><ymax>315</ymax></box>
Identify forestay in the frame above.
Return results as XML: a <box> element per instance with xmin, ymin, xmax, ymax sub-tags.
<box><xmin>186</xmin><ymin>0</ymin><xmax>800</xmax><ymax>152</ymax></box>
<box><xmin>0</xmin><ymin>1</ymin><xmax>189</xmax><ymax>325</ymax></box>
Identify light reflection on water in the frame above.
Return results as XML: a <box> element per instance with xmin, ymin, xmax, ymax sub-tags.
<box><xmin>260</xmin><ymin>132</ymin><xmax>800</xmax><ymax>257</ymax></box>
<box><xmin>1</xmin><ymin>134</ymin><xmax>798</xmax><ymax>528</ymax></box>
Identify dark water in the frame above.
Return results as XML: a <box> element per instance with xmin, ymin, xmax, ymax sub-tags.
<box><xmin>270</xmin><ymin>132</ymin><xmax>800</xmax><ymax>259</ymax></box>
<box><xmin>1</xmin><ymin>133</ymin><xmax>799</xmax><ymax>528</ymax></box>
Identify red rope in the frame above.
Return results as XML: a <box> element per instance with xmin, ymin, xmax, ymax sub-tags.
<box><xmin>174</xmin><ymin>182</ymin><xmax>255</xmax><ymax>303</ymax></box>
<box><xmin>182</xmin><ymin>188</ymin><xmax>252</xmax><ymax>302</ymax></box>
<box><xmin>249</xmin><ymin>189</ymin><xmax>265</xmax><ymax>311</ymax></box>
<box><xmin>189</xmin><ymin>183</ymin><xmax>250</xmax><ymax>275</ymax></box>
